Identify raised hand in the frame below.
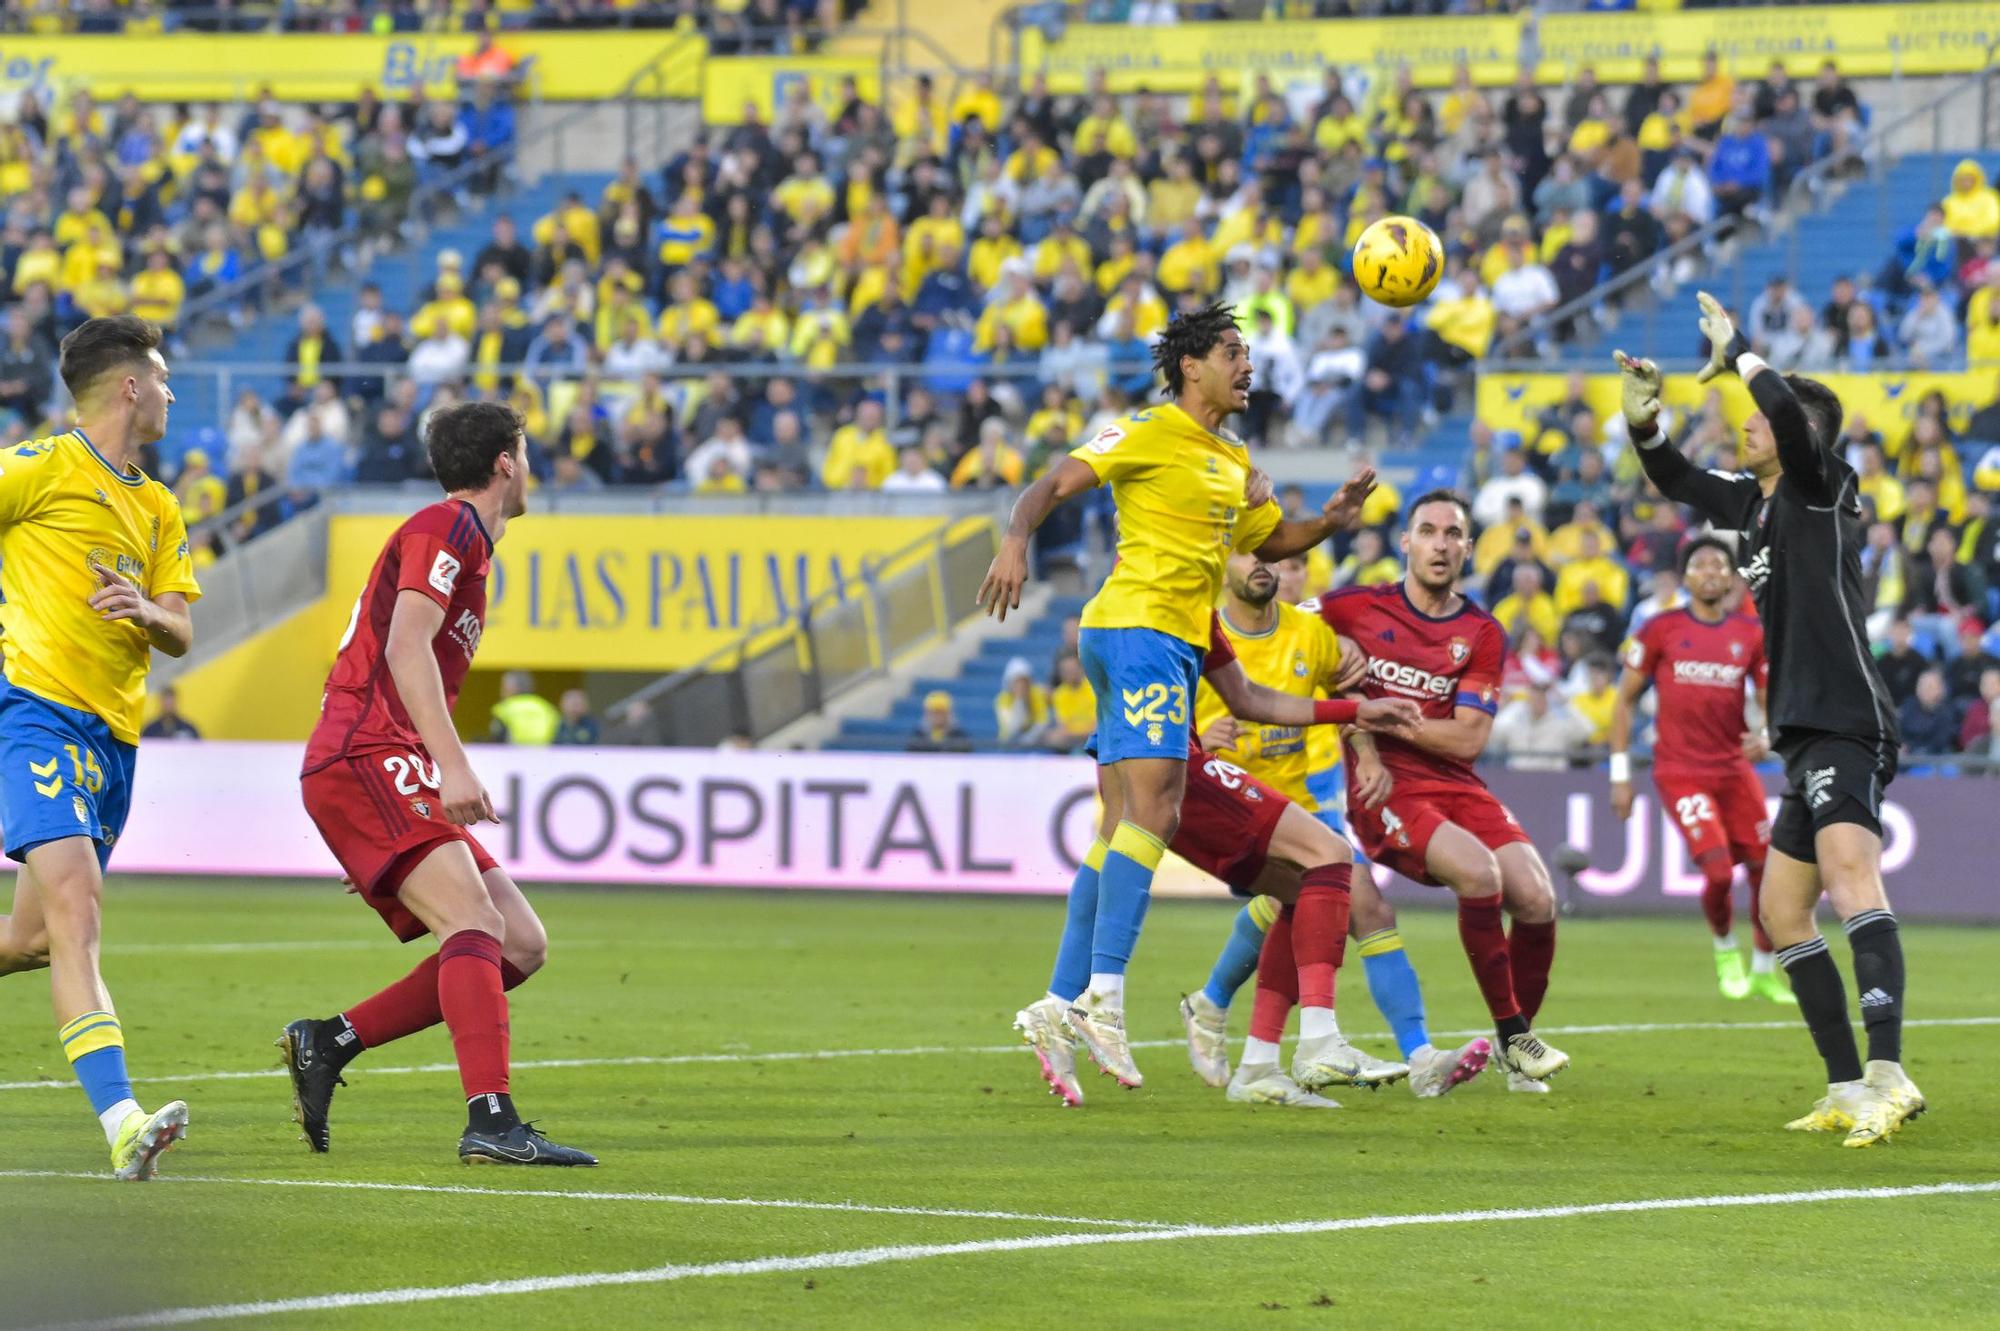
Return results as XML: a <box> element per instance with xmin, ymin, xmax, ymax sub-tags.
<box><xmin>1694</xmin><ymin>291</ymin><xmax>1745</xmax><ymax>383</ymax></box>
<box><xmin>1613</xmin><ymin>349</ymin><xmax>1662</xmax><ymax>433</ymax></box>
<box><xmin>1321</xmin><ymin>467</ymin><xmax>1378</xmax><ymax>532</ymax></box>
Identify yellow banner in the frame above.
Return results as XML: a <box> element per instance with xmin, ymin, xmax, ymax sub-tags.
<box><xmin>702</xmin><ymin>54</ymin><xmax>881</xmax><ymax>126</ymax></box>
<box><xmin>1018</xmin><ymin>16</ymin><xmax>1523</xmax><ymax>93</ymax></box>
<box><xmin>1023</xmin><ymin>4</ymin><xmax>2000</xmax><ymax>92</ymax></box>
<box><xmin>1477</xmin><ymin>369</ymin><xmax>1996</xmax><ymax>443</ymax></box>
<box><xmin>325</xmin><ymin>513</ymin><xmax>970</xmax><ymax>671</ymax></box>
<box><xmin>0</xmin><ymin>30</ymin><xmax>702</xmax><ymax>103</ymax></box>
<box><xmin>1537</xmin><ymin>4</ymin><xmax>2000</xmax><ymax>82</ymax></box>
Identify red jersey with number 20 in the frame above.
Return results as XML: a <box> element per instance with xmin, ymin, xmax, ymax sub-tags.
<box><xmin>1624</xmin><ymin>608</ymin><xmax>1765</xmax><ymax>778</ymax></box>
<box><xmin>1308</xmin><ymin>584</ymin><xmax>1504</xmax><ymax>796</ymax></box>
<box><xmin>302</xmin><ymin>500</ymin><xmax>493</xmax><ymax>774</ymax></box>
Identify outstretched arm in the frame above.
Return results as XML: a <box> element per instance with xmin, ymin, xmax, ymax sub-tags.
<box><xmin>1616</xmin><ymin>348</ymin><xmax>1759</xmax><ymax>527</ymax></box>
<box><xmin>1694</xmin><ymin>291</ymin><xmax>1833</xmax><ymax>501</ymax></box>
<box><xmin>976</xmin><ymin>457</ymin><xmax>1100</xmax><ymax>622</ymax></box>
<box><xmin>1253</xmin><ymin>468</ymin><xmax>1377</xmax><ymax>561</ymax></box>
<box><xmin>1204</xmin><ymin>660</ymin><xmax>1421</xmax><ymax>737</ymax></box>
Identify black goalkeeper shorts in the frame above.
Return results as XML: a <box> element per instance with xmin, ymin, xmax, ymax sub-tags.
<box><xmin>1769</xmin><ymin>730</ymin><xmax>1898</xmax><ymax>863</ymax></box>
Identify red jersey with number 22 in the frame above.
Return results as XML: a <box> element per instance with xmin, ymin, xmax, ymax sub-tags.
<box><xmin>302</xmin><ymin>500</ymin><xmax>492</xmax><ymax>774</ymax></box>
<box><xmin>1309</xmin><ymin>584</ymin><xmax>1504</xmax><ymax>796</ymax></box>
<box><xmin>1624</xmin><ymin>608</ymin><xmax>1765</xmax><ymax>778</ymax></box>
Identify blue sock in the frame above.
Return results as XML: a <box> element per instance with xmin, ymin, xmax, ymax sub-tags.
<box><xmin>1091</xmin><ymin>821</ymin><xmax>1166</xmax><ymax>976</ymax></box>
<box><xmin>1202</xmin><ymin>897</ymin><xmax>1275</xmax><ymax>1008</ymax></box>
<box><xmin>1048</xmin><ymin>839</ymin><xmax>1107</xmax><ymax>1001</ymax></box>
<box><xmin>60</xmin><ymin>1010</ymin><xmax>138</xmax><ymax>1132</ymax></box>
<box><xmin>1357</xmin><ymin>930</ymin><xmax>1431</xmax><ymax>1060</ymax></box>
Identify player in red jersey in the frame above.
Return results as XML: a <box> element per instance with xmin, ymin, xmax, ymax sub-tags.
<box><xmin>278</xmin><ymin>401</ymin><xmax>595</xmax><ymax>1166</ymax></box>
<box><xmin>1307</xmin><ymin>490</ymin><xmax>1570</xmax><ymax>1091</ymax></box>
<box><xmin>1610</xmin><ymin>536</ymin><xmax>1793</xmax><ymax>1005</ymax></box>
<box><xmin>1016</xmin><ymin>614</ymin><xmax>1423</xmax><ymax>1108</ymax></box>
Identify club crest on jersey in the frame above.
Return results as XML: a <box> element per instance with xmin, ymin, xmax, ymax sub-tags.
<box><xmin>1292</xmin><ymin>651</ymin><xmax>1308</xmax><ymax>677</ymax></box>
<box><xmin>1447</xmin><ymin>637</ymin><xmax>1470</xmax><ymax>664</ymax></box>
<box><xmin>72</xmin><ymin>796</ymin><xmax>87</xmax><ymax>825</ymax></box>
<box><xmin>1245</xmin><ymin>786</ymin><xmax>1263</xmax><ymax>801</ymax></box>
<box><xmin>1146</xmin><ymin>722</ymin><xmax>1163</xmax><ymax>745</ymax></box>
<box><xmin>411</xmin><ymin>798</ymin><xmax>432</xmax><ymax>818</ymax></box>
<box><xmin>1206</xmin><ymin>457</ymin><xmax>1218</xmax><ymax>474</ymax></box>
<box><xmin>1730</xmin><ymin>642</ymin><xmax>1744</xmax><ymax>658</ymax></box>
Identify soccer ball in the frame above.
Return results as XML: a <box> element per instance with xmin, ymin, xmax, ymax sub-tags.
<box><xmin>1352</xmin><ymin>216</ymin><xmax>1444</xmax><ymax>309</ymax></box>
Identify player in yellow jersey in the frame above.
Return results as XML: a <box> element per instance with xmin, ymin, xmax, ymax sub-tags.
<box><xmin>1180</xmin><ymin>551</ymin><xmax>1493</xmax><ymax>1098</ymax></box>
<box><xmin>978</xmin><ymin>302</ymin><xmax>1376</xmax><ymax>1087</ymax></box>
<box><xmin>0</xmin><ymin>316</ymin><xmax>199</xmax><ymax>1179</ymax></box>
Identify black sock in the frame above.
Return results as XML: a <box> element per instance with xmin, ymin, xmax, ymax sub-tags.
<box><xmin>467</xmin><ymin>1091</ymin><xmax>521</xmax><ymax>1134</ymax></box>
<box><xmin>318</xmin><ymin>1015</ymin><xmax>363</xmax><ymax>1072</ymax></box>
<box><xmin>1496</xmin><ymin>1013</ymin><xmax>1530</xmax><ymax>1044</ymax></box>
<box><xmin>1777</xmin><ymin>936</ymin><xmax>1863</xmax><ymax>1083</ymax></box>
<box><xmin>1845</xmin><ymin>909</ymin><xmax>1905</xmax><ymax>1065</ymax></box>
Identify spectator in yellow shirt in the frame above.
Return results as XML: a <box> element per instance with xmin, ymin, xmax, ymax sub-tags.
<box><xmin>657</xmin><ymin>269</ymin><xmax>722</xmax><ymax>347</ymax></box>
<box><xmin>968</xmin><ymin>213</ymin><xmax>1022</xmax><ymax>294</ymax></box>
<box><xmin>1856</xmin><ymin>443</ymin><xmax>1907</xmax><ymax>523</ymax></box>
<box><xmin>1967</xmin><ymin>268</ymin><xmax>2000</xmax><ymax>363</ymax></box>
<box><xmin>974</xmin><ymin>265</ymin><xmax>1048</xmax><ymax>354</ymax></box>
<box><xmin>820</xmin><ymin>398</ymin><xmax>894</xmax><ymax>490</ymax></box>
<box><xmin>1158</xmin><ymin>221</ymin><xmax>1219</xmax><ymax>296</ymax></box>
<box><xmin>949</xmin><ymin>74</ymin><xmax>1003</xmax><ymax>134</ymax></box>
<box><xmin>1569</xmin><ymin>654</ymin><xmax>1619</xmax><ymax>746</ymax></box>
<box><xmin>1686</xmin><ymin>49</ymin><xmax>1734</xmax><ymax>137</ymax></box>
<box><xmin>789</xmin><ymin>291</ymin><xmax>852</xmax><ymax>370</ymax></box>
<box><xmin>173</xmin><ymin>447</ymin><xmax>228</xmax><ymax>525</ymax></box>
<box><xmin>12</xmin><ymin>232</ymin><xmax>60</xmax><ymax>296</ymax></box>
<box><xmin>951</xmin><ymin>418</ymin><xmax>1026</xmax><ymax>490</ymax></box>
<box><xmin>1553</xmin><ymin>529</ymin><xmax>1632</xmax><ymax>615</ymax></box>
<box><xmin>1044</xmin><ymin>652</ymin><xmax>1097</xmax><ymax>754</ymax></box>
<box><xmin>130</xmin><ymin>247</ymin><xmax>186</xmax><ymax>329</ymax></box>
<box><xmin>1493</xmin><ymin>563</ymin><xmax>1562</xmax><ymax>646</ymax></box>
<box><xmin>994</xmin><ymin>656</ymin><xmax>1051</xmax><ymax>747</ymax></box>
<box><xmin>74</xmin><ymin>256</ymin><xmax>130</xmax><ymax>319</ymax></box>
<box><xmin>1942</xmin><ymin>158</ymin><xmax>2000</xmax><ymax>241</ymax></box>
<box><xmin>412</xmin><ymin>271</ymin><xmax>477</xmax><ymax>341</ymax></box>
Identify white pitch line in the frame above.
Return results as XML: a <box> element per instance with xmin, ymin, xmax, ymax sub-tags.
<box><xmin>0</xmin><ymin>1015</ymin><xmax>1994</xmax><ymax>1094</ymax></box>
<box><xmin>0</xmin><ymin>1170</ymin><xmax>1169</xmax><ymax>1230</ymax></box>
<box><xmin>36</xmin><ymin>1180</ymin><xmax>2000</xmax><ymax>1330</ymax></box>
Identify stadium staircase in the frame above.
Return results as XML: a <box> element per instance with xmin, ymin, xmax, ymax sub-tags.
<box><xmin>1550</xmin><ymin>152</ymin><xmax>1975</xmax><ymax>365</ymax></box>
<box><xmin>823</xmin><ymin>593</ymin><xmax>1088</xmax><ymax>752</ymax></box>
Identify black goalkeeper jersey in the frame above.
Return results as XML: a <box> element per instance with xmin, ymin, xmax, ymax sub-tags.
<box><xmin>1633</xmin><ymin>373</ymin><xmax>1899</xmax><ymax>750</ymax></box>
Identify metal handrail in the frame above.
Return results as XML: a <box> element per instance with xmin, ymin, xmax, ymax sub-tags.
<box><xmin>1493</xmin><ymin>52</ymin><xmax>2000</xmax><ymax>359</ymax></box>
<box><xmin>606</xmin><ymin>516</ymin><xmax>996</xmax><ymax>724</ymax></box>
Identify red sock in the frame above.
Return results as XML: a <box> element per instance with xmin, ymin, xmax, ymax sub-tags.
<box><xmin>437</xmin><ymin>930</ymin><xmax>510</xmax><ymax>1098</ymax></box>
<box><xmin>1456</xmin><ymin>893</ymin><xmax>1522</xmax><ymax>1025</ymax></box>
<box><xmin>1508</xmin><ymin>918</ymin><xmax>1557</xmax><ymax>1027</ymax></box>
<box><xmin>343</xmin><ymin>955</ymin><xmax>531</xmax><ymax>1051</ymax></box>
<box><xmin>1249</xmin><ymin>905</ymin><xmax>1299</xmax><ymax>1044</ymax></box>
<box><xmin>1293</xmin><ymin>863</ymin><xmax>1352</xmax><ymax>1011</ymax></box>
<box><xmin>1696</xmin><ymin>850</ymin><xmax>1735</xmax><ymax>938</ymax></box>
<box><xmin>1745</xmin><ymin>858</ymin><xmax>1773</xmax><ymax>953</ymax></box>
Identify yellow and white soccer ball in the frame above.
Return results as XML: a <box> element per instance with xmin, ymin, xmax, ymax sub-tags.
<box><xmin>1351</xmin><ymin>215</ymin><xmax>1444</xmax><ymax>309</ymax></box>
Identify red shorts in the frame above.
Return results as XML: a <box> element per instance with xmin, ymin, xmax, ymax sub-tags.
<box><xmin>301</xmin><ymin>752</ymin><xmax>498</xmax><ymax>943</ymax></box>
<box><xmin>1653</xmin><ymin>763</ymin><xmax>1771</xmax><ymax>864</ymax></box>
<box><xmin>1170</xmin><ymin>752</ymin><xmax>1290</xmax><ymax>894</ymax></box>
<box><xmin>1346</xmin><ymin>782</ymin><xmax>1531</xmax><ymax>887</ymax></box>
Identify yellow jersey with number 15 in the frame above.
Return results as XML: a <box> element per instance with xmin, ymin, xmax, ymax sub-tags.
<box><xmin>0</xmin><ymin>430</ymin><xmax>201</xmax><ymax>744</ymax></box>
<box><xmin>1069</xmin><ymin>403</ymin><xmax>1282</xmax><ymax>649</ymax></box>
<box><xmin>1193</xmin><ymin>602</ymin><xmax>1344</xmax><ymax>808</ymax></box>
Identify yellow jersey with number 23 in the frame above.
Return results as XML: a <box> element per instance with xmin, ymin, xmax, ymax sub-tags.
<box><xmin>0</xmin><ymin>429</ymin><xmax>201</xmax><ymax>744</ymax></box>
<box><xmin>1194</xmin><ymin>602</ymin><xmax>1344</xmax><ymax>808</ymax></box>
<box><xmin>1069</xmin><ymin>403</ymin><xmax>1282</xmax><ymax>649</ymax></box>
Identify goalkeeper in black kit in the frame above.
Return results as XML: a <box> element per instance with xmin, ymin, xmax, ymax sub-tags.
<box><xmin>1614</xmin><ymin>293</ymin><xmax>1923</xmax><ymax>1149</ymax></box>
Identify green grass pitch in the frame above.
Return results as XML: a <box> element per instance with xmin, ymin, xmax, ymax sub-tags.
<box><xmin>1</xmin><ymin>879</ymin><xmax>1995</xmax><ymax>1329</ymax></box>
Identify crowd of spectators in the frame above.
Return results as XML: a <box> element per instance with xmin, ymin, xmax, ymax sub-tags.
<box><xmin>271</xmin><ymin>46</ymin><xmax>1871</xmax><ymax>524</ymax></box>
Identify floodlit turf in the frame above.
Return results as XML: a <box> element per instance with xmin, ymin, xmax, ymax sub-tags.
<box><xmin>2</xmin><ymin>879</ymin><xmax>1995</xmax><ymax>1329</ymax></box>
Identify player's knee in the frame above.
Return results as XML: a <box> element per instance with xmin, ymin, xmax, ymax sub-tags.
<box><xmin>1347</xmin><ymin>883</ymin><xmax>1395</xmax><ymax>937</ymax></box>
<box><xmin>1506</xmin><ymin>873</ymin><xmax>1556</xmax><ymax>923</ymax></box>
<box><xmin>1451</xmin><ymin>851</ymin><xmax>1503</xmax><ymax>900</ymax></box>
<box><xmin>506</xmin><ymin>922</ymin><xmax>548</xmax><ymax>977</ymax></box>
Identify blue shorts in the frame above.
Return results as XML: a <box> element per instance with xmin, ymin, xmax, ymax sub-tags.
<box><xmin>0</xmin><ymin>681</ymin><xmax>137</xmax><ymax>871</ymax></box>
<box><xmin>1078</xmin><ymin>626</ymin><xmax>1204</xmax><ymax>764</ymax></box>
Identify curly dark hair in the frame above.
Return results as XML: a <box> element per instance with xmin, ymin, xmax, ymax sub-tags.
<box><xmin>1151</xmin><ymin>301</ymin><xmax>1240</xmax><ymax>399</ymax></box>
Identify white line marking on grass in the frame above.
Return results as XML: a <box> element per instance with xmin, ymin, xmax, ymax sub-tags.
<box><xmin>0</xmin><ymin>1171</ymin><xmax>1170</xmax><ymax>1230</ymax></box>
<box><xmin>0</xmin><ymin>1015</ymin><xmax>1994</xmax><ymax>1093</ymax></box>
<box><xmin>37</xmin><ymin>1180</ymin><xmax>2000</xmax><ymax>1330</ymax></box>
